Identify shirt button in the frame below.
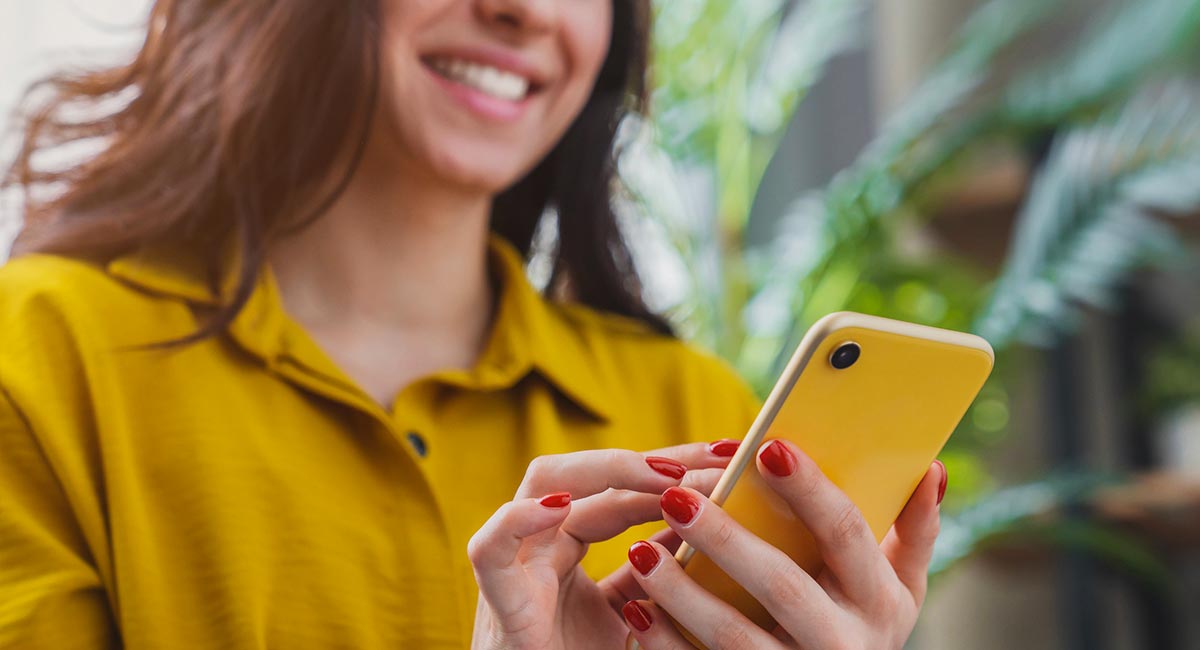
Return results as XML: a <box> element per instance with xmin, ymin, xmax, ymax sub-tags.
<box><xmin>405</xmin><ymin>431</ymin><xmax>428</xmax><ymax>458</ymax></box>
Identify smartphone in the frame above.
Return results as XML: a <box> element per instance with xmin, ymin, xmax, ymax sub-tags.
<box><xmin>676</xmin><ymin>311</ymin><xmax>994</xmax><ymax>634</ymax></box>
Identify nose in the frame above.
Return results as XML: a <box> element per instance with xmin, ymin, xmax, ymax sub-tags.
<box><xmin>475</xmin><ymin>0</ymin><xmax>557</xmax><ymax>35</ymax></box>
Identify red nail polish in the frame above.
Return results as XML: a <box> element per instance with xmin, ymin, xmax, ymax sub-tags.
<box><xmin>539</xmin><ymin>492</ymin><xmax>571</xmax><ymax>508</ymax></box>
<box><xmin>622</xmin><ymin>600</ymin><xmax>653</xmax><ymax>632</ymax></box>
<box><xmin>646</xmin><ymin>456</ymin><xmax>687</xmax><ymax>480</ymax></box>
<box><xmin>628</xmin><ymin>541</ymin><xmax>660</xmax><ymax>576</ymax></box>
<box><xmin>660</xmin><ymin>487</ymin><xmax>701</xmax><ymax>525</ymax></box>
<box><xmin>759</xmin><ymin>440</ymin><xmax>797</xmax><ymax>477</ymax></box>
<box><xmin>934</xmin><ymin>460</ymin><xmax>947</xmax><ymax>505</ymax></box>
<box><xmin>707</xmin><ymin>439</ymin><xmax>740</xmax><ymax>457</ymax></box>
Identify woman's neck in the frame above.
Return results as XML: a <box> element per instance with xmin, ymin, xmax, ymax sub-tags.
<box><xmin>267</xmin><ymin>153</ymin><xmax>497</xmax><ymax>398</ymax></box>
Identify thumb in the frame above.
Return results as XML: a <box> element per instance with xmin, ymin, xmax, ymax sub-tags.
<box><xmin>469</xmin><ymin>493</ymin><xmax>573</xmax><ymax>617</ymax></box>
<box><xmin>881</xmin><ymin>461</ymin><xmax>944</xmax><ymax>606</ymax></box>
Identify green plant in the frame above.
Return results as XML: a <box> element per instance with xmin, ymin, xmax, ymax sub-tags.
<box><xmin>623</xmin><ymin>0</ymin><xmax>867</xmax><ymax>356</ymax></box>
<box><xmin>976</xmin><ymin>85</ymin><xmax>1200</xmax><ymax>348</ymax></box>
<box><xmin>930</xmin><ymin>472</ymin><xmax>1168</xmax><ymax>589</ymax></box>
<box><xmin>770</xmin><ymin>0</ymin><xmax>1200</xmax><ymax>366</ymax></box>
<box><xmin>1144</xmin><ymin>323</ymin><xmax>1200</xmax><ymax>417</ymax></box>
<box><xmin>628</xmin><ymin>0</ymin><xmax>1200</xmax><ymax>580</ymax></box>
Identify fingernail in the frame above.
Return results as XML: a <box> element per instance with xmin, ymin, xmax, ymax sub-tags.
<box><xmin>622</xmin><ymin>600</ymin><xmax>653</xmax><ymax>632</ymax></box>
<box><xmin>707</xmin><ymin>438</ymin><xmax>741</xmax><ymax>457</ymax></box>
<box><xmin>759</xmin><ymin>440</ymin><xmax>797</xmax><ymax>477</ymax></box>
<box><xmin>934</xmin><ymin>459</ymin><xmax>947</xmax><ymax>505</ymax></box>
<box><xmin>539</xmin><ymin>492</ymin><xmax>571</xmax><ymax>508</ymax></box>
<box><xmin>628</xmin><ymin>541</ymin><xmax>660</xmax><ymax>576</ymax></box>
<box><xmin>646</xmin><ymin>456</ymin><xmax>687</xmax><ymax>480</ymax></box>
<box><xmin>660</xmin><ymin>486</ymin><xmax>701</xmax><ymax>525</ymax></box>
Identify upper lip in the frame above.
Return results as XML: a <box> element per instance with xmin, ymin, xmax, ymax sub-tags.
<box><xmin>421</xmin><ymin>45</ymin><xmax>552</xmax><ymax>88</ymax></box>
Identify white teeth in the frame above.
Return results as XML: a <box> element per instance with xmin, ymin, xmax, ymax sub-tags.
<box><xmin>429</xmin><ymin>57</ymin><xmax>530</xmax><ymax>102</ymax></box>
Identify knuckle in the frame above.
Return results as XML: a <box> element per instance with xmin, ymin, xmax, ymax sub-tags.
<box><xmin>928</xmin><ymin>514</ymin><xmax>942</xmax><ymax>540</ymax></box>
<box><xmin>467</xmin><ymin>502</ymin><xmax>513</xmax><ymax>567</ymax></box>
<box><xmin>829</xmin><ymin>503</ymin><xmax>869</xmax><ymax>548</ymax></box>
<box><xmin>711</xmin><ymin>621</ymin><xmax>757</xmax><ymax>650</ymax></box>
<box><xmin>709</xmin><ymin>518</ymin><xmax>739</xmax><ymax>553</ymax></box>
<box><xmin>908</xmin><ymin>514</ymin><xmax>941</xmax><ymax>551</ymax></box>
<box><xmin>466</xmin><ymin>530</ymin><xmax>490</xmax><ymax>567</ymax></box>
<box><xmin>762</xmin><ymin>562</ymin><xmax>808</xmax><ymax>608</ymax></box>
<box><xmin>908</xmin><ymin>575</ymin><xmax>929</xmax><ymax>607</ymax></box>
<box><xmin>869</xmin><ymin>584</ymin><xmax>904</xmax><ymax>616</ymax></box>
<box><xmin>605</xmin><ymin>448</ymin><xmax>633</xmax><ymax>471</ymax></box>
<box><xmin>793</xmin><ymin>462</ymin><xmax>824</xmax><ymax>500</ymax></box>
<box><xmin>526</xmin><ymin>454</ymin><xmax>556</xmax><ymax>477</ymax></box>
<box><xmin>604</xmin><ymin>490</ymin><xmax>648</xmax><ymax>524</ymax></box>
<box><xmin>683</xmin><ymin>468</ymin><xmax>721</xmax><ymax>493</ymax></box>
<box><xmin>822</xmin><ymin>629</ymin><xmax>867</xmax><ymax>650</ymax></box>
<box><xmin>608</xmin><ymin>447</ymin><xmax>632</xmax><ymax>463</ymax></box>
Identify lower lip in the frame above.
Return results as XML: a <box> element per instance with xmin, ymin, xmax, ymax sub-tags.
<box><xmin>423</xmin><ymin>64</ymin><xmax>533</xmax><ymax>123</ymax></box>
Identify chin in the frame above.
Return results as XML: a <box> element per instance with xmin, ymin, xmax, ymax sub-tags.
<box><xmin>422</xmin><ymin>139</ymin><xmax>543</xmax><ymax>195</ymax></box>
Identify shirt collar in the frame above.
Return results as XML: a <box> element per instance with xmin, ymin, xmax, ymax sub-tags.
<box><xmin>480</xmin><ymin>237</ymin><xmax>613</xmax><ymax>422</ymax></box>
<box><xmin>105</xmin><ymin>235</ymin><xmax>613</xmax><ymax>422</ymax></box>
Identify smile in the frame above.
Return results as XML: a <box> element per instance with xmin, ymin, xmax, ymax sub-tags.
<box><xmin>425</xmin><ymin>57</ymin><xmax>533</xmax><ymax>102</ymax></box>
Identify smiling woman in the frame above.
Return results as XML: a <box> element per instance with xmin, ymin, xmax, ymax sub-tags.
<box><xmin>7</xmin><ymin>0</ymin><xmax>664</xmax><ymax>342</ymax></box>
<box><xmin>0</xmin><ymin>1</ymin><xmax>944</xmax><ymax>649</ymax></box>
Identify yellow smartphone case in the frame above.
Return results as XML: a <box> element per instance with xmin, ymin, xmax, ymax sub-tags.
<box><xmin>676</xmin><ymin>312</ymin><xmax>994</xmax><ymax>634</ymax></box>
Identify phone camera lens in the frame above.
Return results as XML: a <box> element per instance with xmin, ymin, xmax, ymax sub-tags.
<box><xmin>830</xmin><ymin>342</ymin><xmax>860</xmax><ymax>370</ymax></box>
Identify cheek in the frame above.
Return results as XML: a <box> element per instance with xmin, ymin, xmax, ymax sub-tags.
<box><xmin>563</xmin><ymin>7</ymin><xmax>614</xmax><ymax>100</ymax></box>
<box><xmin>539</xmin><ymin>6</ymin><xmax>613</xmax><ymax>149</ymax></box>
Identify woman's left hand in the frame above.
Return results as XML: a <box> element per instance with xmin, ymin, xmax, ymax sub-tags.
<box><xmin>621</xmin><ymin>439</ymin><xmax>946</xmax><ymax>650</ymax></box>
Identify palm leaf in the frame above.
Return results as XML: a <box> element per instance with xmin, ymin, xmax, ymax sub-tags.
<box><xmin>974</xmin><ymin>84</ymin><xmax>1200</xmax><ymax>348</ymax></box>
<box><xmin>753</xmin><ymin>0</ymin><xmax>1062</xmax><ymax>378</ymax></box>
<box><xmin>1003</xmin><ymin>0</ymin><xmax>1200</xmax><ymax>126</ymax></box>
<box><xmin>755</xmin><ymin>0</ymin><xmax>1200</xmax><ymax>379</ymax></box>
<box><xmin>744</xmin><ymin>0</ymin><xmax>865</xmax><ymax>135</ymax></box>
<box><xmin>932</xmin><ymin>473</ymin><xmax>1168</xmax><ymax>589</ymax></box>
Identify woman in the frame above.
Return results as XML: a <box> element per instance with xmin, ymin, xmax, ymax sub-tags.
<box><xmin>0</xmin><ymin>0</ymin><xmax>945</xmax><ymax>648</ymax></box>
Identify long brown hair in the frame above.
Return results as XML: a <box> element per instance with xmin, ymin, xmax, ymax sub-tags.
<box><xmin>3</xmin><ymin>0</ymin><xmax>670</xmax><ymax>342</ymax></box>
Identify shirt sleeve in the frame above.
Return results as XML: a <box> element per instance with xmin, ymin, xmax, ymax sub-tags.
<box><xmin>0</xmin><ymin>384</ymin><xmax>119</xmax><ymax>649</ymax></box>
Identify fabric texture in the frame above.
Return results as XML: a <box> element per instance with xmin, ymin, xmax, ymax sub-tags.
<box><xmin>0</xmin><ymin>236</ymin><xmax>760</xmax><ymax>649</ymax></box>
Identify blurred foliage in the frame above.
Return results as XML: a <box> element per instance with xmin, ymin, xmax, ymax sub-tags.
<box><xmin>932</xmin><ymin>472</ymin><xmax>1169</xmax><ymax>590</ymax></box>
<box><xmin>1145</xmin><ymin>323</ymin><xmax>1200</xmax><ymax>417</ymax></box>
<box><xmin>624</xmin><ymin>0</ymin><xmax>1200</xmax><ymax>579</ymax></box>
<box><xmin>975</xmin><ymin>84</ymin><xmax>1200</xmax><ymax>349</ymax></box>
<box><xmin>625</xmin><ymin>0</ymin><xmax>867</xmax><ymax>359</ymax></box>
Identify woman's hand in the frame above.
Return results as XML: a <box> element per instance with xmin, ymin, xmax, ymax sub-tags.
<box><xmin>468</xmin><ymin>441</ymin><xmax>740</xmax><ymax>650</ymax></box>
<box><xmin>621</xmin><ymin>439</ymin><xmax>946</xmax><ymax>650</ymax></box>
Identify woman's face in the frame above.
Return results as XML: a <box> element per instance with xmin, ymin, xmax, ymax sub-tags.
<box><xmin>376</xmin><ymin>0</ymin><xmax>613</xmax><ymax>193</ymax></box>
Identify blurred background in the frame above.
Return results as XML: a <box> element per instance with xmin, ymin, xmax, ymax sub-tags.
<box><xmin>4</xmin><ymin>0</ymin><xmax>1200</xmax><ymax>648</ymax></box>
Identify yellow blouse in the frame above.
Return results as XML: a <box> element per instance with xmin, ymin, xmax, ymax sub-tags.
<box><xmin>0</xmin><ymin>236</ymin><xmax>759</xmax><ymax>649</ymax></box>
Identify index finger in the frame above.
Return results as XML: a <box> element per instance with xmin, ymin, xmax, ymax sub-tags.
<box><xmin>515</xmin><ymin>449</ymin><xmax>686</xmax><ymax>500</ymax></box>
<box><xmin>515</xmin><ymin>441</ymin><xmax>736</xmax><ymax>501</ymax></box>
<box><xmin>645</xmin><ymin>439</ymin><xmax>743</xmax><ymax>470</ymax></box>
<box><xmin>755</xmin><ymin>439</ymin><xmax>893</xmax><ymax>601</ymax></box>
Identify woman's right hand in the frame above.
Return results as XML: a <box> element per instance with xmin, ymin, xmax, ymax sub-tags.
<box><xmin>468</xmin><ymin>441</ymin><xmax>739</xmax><ymax>650</ymax></box>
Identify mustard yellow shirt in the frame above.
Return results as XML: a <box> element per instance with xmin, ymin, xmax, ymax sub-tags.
<box><xmin>0</xmin><ymin>236</ymin><xmax>759</xmax><ymax>649</ymax></box>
